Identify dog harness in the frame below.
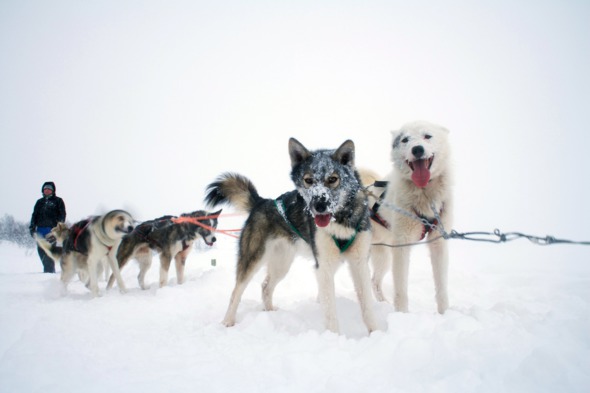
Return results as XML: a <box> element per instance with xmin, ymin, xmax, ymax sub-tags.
<box><xmin>135</xmin><ymin>224</ymin><xmax>163</xmax><ymax>249</ymax></box>
<box><xmin>71</xmin><ymin>219</ymin><xmax>92</xmax><ymax>254</ymax></box>
<box><xmin>274</xmin><ymin>198</ymin><xmax>359</xmax><ymax>253</ymax></box>
<box><xmin>414</xmin><ymin>206</ymin><xmax>443</xmax><ymax>241</ymax></box>
<box><xmin>274</xmin><ymin>199</ymin><xmax>307</xmax><ymax>242</ymax></box>
<box><xmin>369</xmin><ymin>180</ymin><xmax>390</xmax><ymax>229</ymax></box>
<box><xmin>331</xmin><ymin>228</ymin><xmax>359</xmax><ymax>253</ymax></box>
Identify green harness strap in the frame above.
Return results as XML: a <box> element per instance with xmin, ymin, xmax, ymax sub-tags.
<box><xmin>274</xmin><ymin>199</ymin><xmax>306</xmax><ymax>241</ymax></box>
<box><xmin>332</xmin><ymin>231</ymin><xmax>358</xmax><ymax>253</ymax></box>
<box><xmin>274</xmin><ymin>198</ymin><xmax>359</xmax><ymax>254</ymax></box>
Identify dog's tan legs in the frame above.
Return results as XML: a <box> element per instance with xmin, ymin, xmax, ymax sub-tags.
<box><xmin>261</xmin><ymin>253</ymin><xmax>295</xmax><ymax>312</ymax></box>
<box><xmin>60</xmin><ymin>256</ymin><xmax>76</xmax><ymax>296</ymax></box>
<box><xmin>370</xmin><ymin>245</ymin><xmax>390</xmax><ymax>302</ymax></box>
<box><xmin>223</xmin><ymin>264</ymin><xmax>263</xmax><ymax>327</ymax></box>
<box><xmin>87</xmin><ymin>259</ymin><xmax>101</xmax><ymax>297</ymax></box>
<box><xmin>175</xmin><ymin>246</ymin><xmax>192</xmax><ymax>285</ymax></box>
<box><xmin>348</xmin><ymin>257</ymin><xmax>378</xmax><ymax>333</ymax></box>
<box><xmin>136</xmin><ymin>252</ymin><xmax>152</xmax><ymax>290</ymax></box>
<box><xmin>103</xmin><ymin>262</ymin><xmax>111</xmax><ymax>282</ymax></box>
<box><xmin>107</xmin><ymin>254</ymin><xmax>127</xmax><ymax>294</ymax></box>
<box><xmin>428</xmin><ymin>237</ymin><xmax>449</xmax><ymax>314</ymax></box>
<box><xmin>159</xmin><ymin>253</ymin><xmax>172</xmax><ymax>287</ymax></box>
<box><xmin>392</xmin><ymin>246</ymin><xmax>411</xmax><ymax>312</ymax></box>
<box><xmin>315</xmin><ymin>258</ymin><xmax>340</xmax><ymax>334</ymax></box>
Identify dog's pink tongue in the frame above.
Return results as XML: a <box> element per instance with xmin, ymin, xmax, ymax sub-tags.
<box><xmin>411</xmin><ymin>159</ymin><xmax>431</xmax><ymax>188</ymax></box>
<box><xmin>314</xmin><ymin>214</ymin><xmax>332</xmax><ymax>228</ymax></box>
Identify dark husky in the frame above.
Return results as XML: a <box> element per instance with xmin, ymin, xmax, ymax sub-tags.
<box><xmin>36</xmin><ymin>210</ymin><xmax>135</xmax><ymax>297</ymax></box>
<box><xmin>205</xmin><ymin>138</ymin><xmax>377</xmax><ymax>334</ymax></box>
<box><xmin>107</xmin><ymin>209</ymin><xmax>221</xmax><ymax>290</ymax></box>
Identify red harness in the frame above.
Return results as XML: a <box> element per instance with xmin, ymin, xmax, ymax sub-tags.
<box><xmin>72</xmin><ymin>218</ymin><xmax>112</xmax><ymax>254</ymax></box>
<box><xmin>414</xmin><ymin>206</ymin><xmax>443</xmax><ymax>241</ymax></box>
<box><xmin>72</xmin><ymin>219</ymin><xmax>91</xmax><ymax>253</ymax></box>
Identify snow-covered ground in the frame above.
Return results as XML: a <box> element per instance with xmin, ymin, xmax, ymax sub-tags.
<box><xmin>1</xmin><ymin>230</ymin><xmax>588</xmax><ymax>393</ymax></box>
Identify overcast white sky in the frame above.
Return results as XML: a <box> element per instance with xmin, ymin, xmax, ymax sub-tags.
<box><xmin>1</xmin><ymin>1</ymin><xmax>589</xmax><ymax>262</ymax></box>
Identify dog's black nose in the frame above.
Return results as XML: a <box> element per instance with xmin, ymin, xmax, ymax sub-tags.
<box><xmin>315</xmin><ymin>201</ymin><xmax>328</xmax><ymax>213</ymax></box>
<box><xmin>412</xmin><ymin>145</ymin><xmax>425</xmax><ymax>158</ymax></box>
<box><xmin>127</xmin><ymin>225</ymin><xmax>134</xmax><ymax>232</ymax></box>
<box><xmin>211</xmin><ymin>237</ymin><xmax>217</xmax><ymax>243</ymax></box>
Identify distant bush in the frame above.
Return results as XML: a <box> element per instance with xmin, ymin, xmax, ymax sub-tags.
<box><xmin>0</xmin><ymin>214</ymin><xmax>36</xmax><ymax>249</ymax></box>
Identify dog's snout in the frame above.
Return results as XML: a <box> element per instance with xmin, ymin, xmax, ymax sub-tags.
<box><xmin>314</xmin><ymin>200</ymin><xmax>328</xmax><ymax>213</ymax></box>
<box><xmin>211</xmin><ymin>236</ymin><xmax>217</xmax><ymax>243</ymax></box>
<box><xmin>412</xmin><ymin>145</ymin><xmax>425</xmax><ymax>158</ymax></box>
<box><xmin>127</xmin><ymin>225</ymin><xmax>134</xmax><ymax>233</ymax></box>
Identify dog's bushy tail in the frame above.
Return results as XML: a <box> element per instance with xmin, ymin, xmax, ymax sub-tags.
<box><xmin>205</xmin><ymin>172</ymin><xmax>261</xmax><ymax>213</ymax></box>
<box><xmin>34</xmin><ymin>235</ymin><xmax>63</xmax><ymax>263</ymax></box>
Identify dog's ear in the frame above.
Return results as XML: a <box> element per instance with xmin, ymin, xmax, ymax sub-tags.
<box><xmin>333</xmin><ymin>140</ymin><xmax>355</xmax><ymax>167</ymax></box>
<box><xmin>289</xmin><ymin>138</ymin><xmax>311</xmax><ymax>167</ymax></box>
<box><xmin>212</xmin><ymin>209</ymin><xmax>222</xmax><ymax>217</ymax></box>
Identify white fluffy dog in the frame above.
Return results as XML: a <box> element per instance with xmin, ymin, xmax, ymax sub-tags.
<box><xmin>365</xmin><ymin>121</ymin><xmax>453</xmax><ymax>314</ymax></box>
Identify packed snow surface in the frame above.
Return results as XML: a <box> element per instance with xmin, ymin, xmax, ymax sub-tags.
<box><xmin>0</xmin><ymin>235</ymin><xmax>589</xmax><ymax>393</ymax></box>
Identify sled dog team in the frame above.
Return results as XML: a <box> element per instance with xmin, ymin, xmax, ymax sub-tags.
<box><xmin>37</xmin><ymin>120</ymin><xmax>452</xmax><ymax>335</ymax></box>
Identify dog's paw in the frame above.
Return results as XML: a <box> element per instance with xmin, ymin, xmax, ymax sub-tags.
<box><xmin>222</xmin><ymin>319</ymin><xmax>236</xmax><ymax>327</ymax></box>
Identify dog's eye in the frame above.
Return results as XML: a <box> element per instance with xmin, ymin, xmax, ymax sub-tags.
<box><xmin>424</xmin><ymin>134</ymin><xmax>432</xmax><ymax>140</ymax></box>
<box><xmin>327</xmin><ymin>176</ymin><xmax>338</xmax><ymax>184</ymax></box>
<box><xmin>304</xmin><ymin>177</ymin><xmax>314</xmax><ymax>185</ymax></box>
<box><xmin>401</xmin><ymin>137</ymin><xmax>409</xmax><ymax>143</ymax></box>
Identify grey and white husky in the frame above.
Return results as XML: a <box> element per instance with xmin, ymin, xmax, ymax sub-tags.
<box><xmin>205</xmin><ymin>138</ymin><xmax>377</xmax><ymax>334</ymax></box>
<box><xmin>36</xmin><ymin>210</ymin><xmax>135</xmax><ymax>297</ymax></box>
<box><xmin>366</xmin><ymin>121</ymin><xmax>453</xmax><ymax>314</ymax></box>
<box><xmin>107</xmin><ymin>209</ymin><xmax>221</xmax><ymax>290</ymax></box>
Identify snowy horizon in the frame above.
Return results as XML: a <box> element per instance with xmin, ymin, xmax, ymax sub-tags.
<box><xmin>1</xmin><ymin>1</ymin><xmax>589</xmax><ymax>392</ymax></box>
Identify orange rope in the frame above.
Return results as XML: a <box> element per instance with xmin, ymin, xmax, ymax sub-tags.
<box><xmin>171</xmin><ymin>214</ymin><xmax>241</xmax><ymax>239</ymax></box>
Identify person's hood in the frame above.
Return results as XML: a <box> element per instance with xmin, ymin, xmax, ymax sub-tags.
<box><xmin>41</xmin><ymin>181</ymin><xmax>56</xmax><ymax>195</ymax></box>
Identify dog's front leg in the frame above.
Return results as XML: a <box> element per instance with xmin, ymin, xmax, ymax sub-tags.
<box><xmin>159</xmin><ymin>253</ymin><xmax>172</xmax><ymax>287</ymax></box>
<box><xmin>347</xmin><ymin>234</ymin><xmax>378</xmax><ymax>333</ymax></box>
<box><xmin>107</xmin><ymin>253</ymin><xmax>127</xmax><ymax>294</ymax></box>
<box><xmin>175</xmin><ymin>245</ymin><xmax>192</xmax><ymax>285</ymax></box>
<box><xmin>60</xmin><ymin>255</ymin><xmax>75</xmax><ymax>296</ymax></box>
<box><xmin>392</xmin><ymin>245</ymin><xmax>411</xmax><ymax>312</ymax></box>
<box><xmin>87</xmin><ymin>258</ymin><xmax>101</xmax><ymax>297</ymax></box>
<box><xmin>370</xmin><ymin>245</ymin><xmax>391</xmax><ymax>302</ymax></box>
<box><xmin>428</xmin><ymin>237</ymin><xmax>449</xmax><ymax>314</ymax></box>
<box><xmin>316</xmin><ymin>259</ymin><xmax>339</xmax><ymax>334</ymax></box>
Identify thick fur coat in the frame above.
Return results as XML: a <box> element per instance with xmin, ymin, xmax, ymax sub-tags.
<box><xmin>366</xmin><ymin>121</ymin><xmax>453</xmax><ymax>314</ymax></box>
<box><xmin>205</xmin><ymin>138</ymin><xmax>377</xmax><ymax>334</ymax></box>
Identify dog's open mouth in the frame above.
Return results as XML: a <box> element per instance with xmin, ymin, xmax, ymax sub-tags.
<box><xmin>407</xmin><ymin>156</ymin><xmax>434</xmax><ymax>188</ymax></box>
<box><xmin>314</xmin><ymin>214</ymin><xmax>332</xmax><ymax>228</ymax></box>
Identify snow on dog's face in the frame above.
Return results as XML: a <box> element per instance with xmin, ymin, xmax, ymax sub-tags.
<box><xmin>391</xmin><ymin>121</ymin><xmax>450</xmax><ymax>188</ymax></box>
<box><xmin>289</xmin><ymin>138</ymin><xmax>360</xmax><ymax>228</ymax></box>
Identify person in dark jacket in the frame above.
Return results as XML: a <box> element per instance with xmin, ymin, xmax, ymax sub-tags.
<box><xmin>29</xmin><ymin>181</ymin><xmax>66</xmax><ymax>273</ymax></box>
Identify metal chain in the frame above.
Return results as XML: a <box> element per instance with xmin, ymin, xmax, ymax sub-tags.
<box><xmin>363</xmin><ymin>183</ymin><xmax>590</xmax><ymax>248</ymax></box>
